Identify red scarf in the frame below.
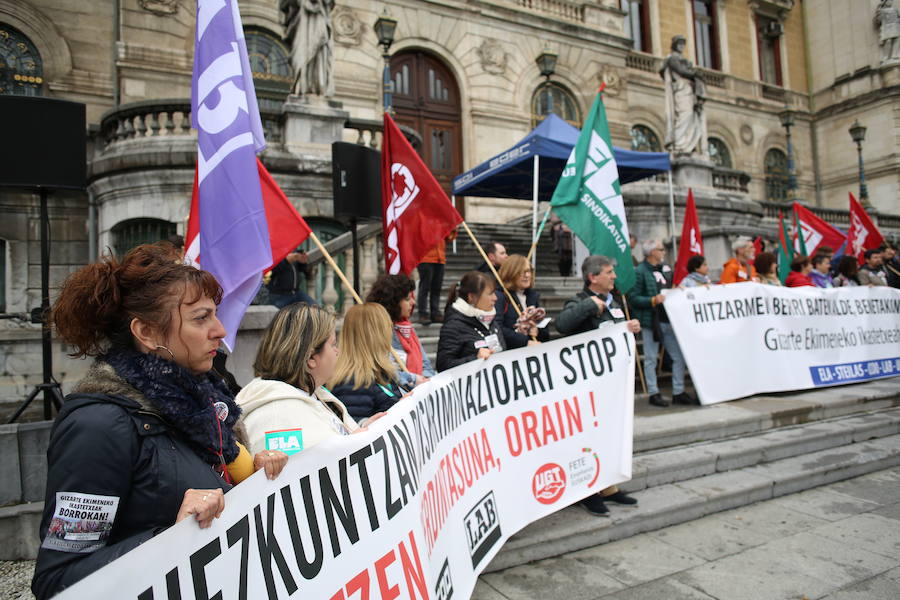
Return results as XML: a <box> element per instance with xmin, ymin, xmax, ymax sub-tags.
<box><xmin>394</xmin><ymin>320</ymin><xmax>424</xmax><ymax>374</ymax></box>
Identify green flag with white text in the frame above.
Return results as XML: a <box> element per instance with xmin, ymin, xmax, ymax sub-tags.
<box><xmin>550</xmin><ymin>93</ymin><xmax>635</xmax><ymax>293</ymax></box>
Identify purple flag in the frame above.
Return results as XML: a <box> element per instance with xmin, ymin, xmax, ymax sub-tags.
<box><xmin>191</xmin><ymin>0</ymin><xmax>270</xmax><ymax>350</ymax></box>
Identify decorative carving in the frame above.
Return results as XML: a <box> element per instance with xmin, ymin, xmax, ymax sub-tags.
<box><xmin>332</xmin><ymin>7</ymin><xmax>363</xmax><ymax>46</ymax></box>
<box><xmin>876</xmin><ymin>0</ymin><xmax>900</xmax><ymax>64</ymax></box>
<box><xmin>596</xmin><ymin>63</ymin><xmax>622</xmax><ymax>95</ymax></box>
<box><xmin>476</xmin><ymin>39</ymin><xmax>507</xmax><ymax>75</ymax></box>
<box><xmin>660</xmin><ymin>35</ymin><xmax>708</xmax><ymax>156</ymax></box>
<box><xmin>282</xmin><ymin>0</ymin><xmax>335</xmax><ymax>97</ymax></box>
<box><xmin>139</xmin><ymin>0</ymin><xmax>178</xmax><ymax>16</ymax></box>
<box><xmin>740</xmin><ymin>124</ymin><xmax>754</xmax><ymax>145</ymax></box>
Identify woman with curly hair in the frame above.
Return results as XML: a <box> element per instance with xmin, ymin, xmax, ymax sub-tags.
<box><xmin>366</xmin><ymin>273</ymin><xmax>434</xmax><ymax>388</ymax></box>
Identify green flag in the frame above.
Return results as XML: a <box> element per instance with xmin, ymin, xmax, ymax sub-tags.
<box><xmin>777</xmin><ymin>211</ymin><xmax>794</xmax><ymax>284</ymax></box>
<box><xmin>792</xmin><ymin>205</ymin><xmax>808</xmax><ymax>256</ymax></box>
<box><xmin>550</xmin><ymin>93</ymin><xmax>635</xmax><ymax>292</ymax></box>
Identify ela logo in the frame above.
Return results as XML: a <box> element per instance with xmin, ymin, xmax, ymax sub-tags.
<box><xmin>464</xmin><ymin>491</ymin><xmax>502</xmax><ymax>569</ymax></box>
<box><xmin>264</xmin><ymin>428</ymin><xmax>303</xmax><ymax>455</ymax></box>
<box><xmin>532</xmin><ymin>463</ymin><xmax>567</xmax><ymax>504</ymax></box>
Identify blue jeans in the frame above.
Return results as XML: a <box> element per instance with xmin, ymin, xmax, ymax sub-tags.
<box><xmin>641</xmin><ymin>322</ymin><xmax>685</xmax><ymax>395</ymax></box>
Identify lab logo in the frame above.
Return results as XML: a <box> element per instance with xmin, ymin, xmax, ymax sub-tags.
<box><xmin>464</xmin><ymin>491</ymin><xmax>502</xmax><ymax>568</ymax></box>
<box><xmin>532</xmin><ymin>463</ymin><xmax>567</xmax><ymax>504</ymax></box>
<box><xmin>434</xmin><ymin>557</ymin><xmax>454</xmax><ymax>600</ymax></box>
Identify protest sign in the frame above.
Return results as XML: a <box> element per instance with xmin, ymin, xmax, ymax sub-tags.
<box><xmin>57</xmin><ymin>323</ymin><xmax>636</xmax><ymax>600</ymax></box>
<box><xmin>664</xmin><ymin>284</ymin><xmax>900</xmax><ymax>404</ymax></box>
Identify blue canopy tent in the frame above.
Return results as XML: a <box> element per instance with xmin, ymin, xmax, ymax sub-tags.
<box><xmin>451</xmin><ymin>114</ymin><xmax>672</xmax><ymax>258</ymax></box>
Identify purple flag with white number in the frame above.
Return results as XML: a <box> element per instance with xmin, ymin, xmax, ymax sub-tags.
<box><xmin>191</xmin><ymin>0</ymin><xmax>270</xmax><ymax>350</ymax></box>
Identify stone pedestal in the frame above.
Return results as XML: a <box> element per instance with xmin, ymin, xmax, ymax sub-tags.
<box><xmin>671</xmin><ymin>155</ymin><xmax>715</xmax><ymax>188</ymax></box>
<box><xmin>283</xmin><ymin>95</ymin><xmax>349</xmax><ymax>156</ymax></box>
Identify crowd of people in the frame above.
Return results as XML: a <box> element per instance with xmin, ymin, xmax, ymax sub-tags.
<box><xmin>31</xmin><ymin>229</ymin><xmax>900</xmax><ymax>596</ymax></box>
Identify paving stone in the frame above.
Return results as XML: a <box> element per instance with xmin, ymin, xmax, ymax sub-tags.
<box><xmin>673</xmin><ymin>469</ymin><xmax>773</xmax><ymax>514</ymax></box>
<box><xmin>569</xmin><ymin>533</ymin><xmax>707</xmax><ymax>586</ymax></box>
<box><xmin>767</xmin><ymin>487</ymin><xmax>882</xmax><ymax>522</ymax></box>
<box><xmin>709</xmin><ymin>500</ymin><xmax>829</xmax><ymax>540</ymax></box>
<box><xmin>630</xmin><ymin>446</ymin><xmax>717</xmax><ymax>489</ymax></box>
<box><xmin>809</xmin><ymin>513</ymin><xmax>900</xmax><ymax>560</ymax></box>
<box><xmin>672</xmin><ymin>531</ymin><xmax>897</xmax><ymax>600</ymax></box>
<box><xmin>470</xmin><ymin>579</ymin><xmax>509</xmax><ymax>600</ymax></box>
<box><xmin>870</xmin><ymin>502</ymin><xmax>900</xmax><ymax>521</ymax></box>
<box><xmin>482</xmin><ymin>555</ymin><xmax>625</xmax><ymax>600</ymax></box>
<box><xmin>819</xmin><ymin>566</ymin><xmax>900</xmax><ymax>600</ymax></box>
<box><xmin>648</xmin><ymin>512</ymin><xmax>771</xmax><ymax>561</ymax></box>
<box><xmin>595</xmin><ymin>577</ymin><xmax>718</xmax><ymax>600</ymax></box>
<box><xmin>829</xmin><ymin>459</ymin><xmax>900</xmax><ymax>504</ymax></box>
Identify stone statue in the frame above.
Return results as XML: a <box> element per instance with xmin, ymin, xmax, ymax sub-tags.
<box><xmin>660</xmin><ymin>35</ymin><xmax>707</xmax><ymax>156</ymax></box>
<box><xmin>280</xmin><ymin>0</ymin><xmax>335</xmax><ymax>97</ymax></box>
<box><xmin>875</xmin><ymin>0</ymin><xmax>900</xmax><ymax>64</ymax></box>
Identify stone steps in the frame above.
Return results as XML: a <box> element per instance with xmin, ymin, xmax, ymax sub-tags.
<box><xmin>484</xmin><ymin>381</ymin><xmax>900</xmax><ymax>572</ymax></box>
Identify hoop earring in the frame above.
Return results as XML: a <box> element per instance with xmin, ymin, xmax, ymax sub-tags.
<box><xmin>155</xmin><ymin>345</ymin><xmax>176</xmax><ymax>362</ymax></box>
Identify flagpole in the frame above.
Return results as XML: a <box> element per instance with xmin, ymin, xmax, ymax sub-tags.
<box><xmin>307</xmin><ymin>230</ymin><xmax>410</xmax><ymax>372</ymax></box>
<box><xmin>451</xmin><ymin>196</ymin><xmax>458</xmax><ymax>255</ymax></box>
<box><xmin>531</xmin><ymin>155</ymin><xmax>539</xmax><ymax>270</ymax></box>
<box><xmin>621</xmin><ymin>294</ymin><xmax>647</xmax><ymax>395</ymax></box>
<box><xmin>526</xmin><ymin>207</ymin><xmax>552</xmax><ymax>263</ymax></box>
<box><xmin>667</xmin><ymin>170</ymin><xmax>677</xmax><ymax>263</ymax></box>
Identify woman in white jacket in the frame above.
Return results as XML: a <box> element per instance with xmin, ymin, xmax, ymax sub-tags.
<box><xmin>236</xmin><ymin>303</ymin><xmax>377</xmax><ymax>456</ymax></box>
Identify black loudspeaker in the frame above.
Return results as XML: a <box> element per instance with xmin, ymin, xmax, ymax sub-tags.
<box><xmin>0</xmin><ymin>96</ymin><xmax>86</xmax><ymax>190</ymax></box>
<box><xmin>332</xmin><ymin>141</ymin><xmax>382</xmax><ymax>221</ymax></box>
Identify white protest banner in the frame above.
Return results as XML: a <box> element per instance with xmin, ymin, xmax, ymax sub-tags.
<box><xmin>664</xmin><ymin>284</ymin><xmax>900</xmax><ymax>404</ymax></box>
<box><xmin>57</xmin><ymin>323</ymin><xmax>636</xmax><ymax>600</ymax></box>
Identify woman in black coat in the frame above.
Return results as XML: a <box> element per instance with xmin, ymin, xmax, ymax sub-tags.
<box><xmin>437</xmin><ymin>271</ymin><xmax>507</xmax><ymax>371</ymax></box>
<box><xmin>32</xmin><ymin>244</ymin><xmax>288</xmax><ymax>599</ymax></box>
<box><xmin>494</xmin><ymin>254</ymin><xmax>550</xmax><ymax>349</ymax></box>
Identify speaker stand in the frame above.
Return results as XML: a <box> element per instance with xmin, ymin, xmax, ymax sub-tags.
<box><xmin>7</xmin><ymin>187</ymin><xmax>64</xmax><ymax>423</ymax></box>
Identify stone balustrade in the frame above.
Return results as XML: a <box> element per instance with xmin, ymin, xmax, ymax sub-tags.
<box><xmin>303</xmin><ymin>221</ymin><xmax>383</xmax><ymax>314</ymax></box>
<box><xmin>514</xmin><ymin>0</ymin><xmax>584</xmax><ymax>22</ymax></box>
<box><xmin>712</xmin><ymin>167</ymin><xmax>751</xmax><ymax>193</ymax></box>
<box><xmin>99</xmin><ymin>99</ymin><xmax>194</xmax><ymax>147</ymax></box>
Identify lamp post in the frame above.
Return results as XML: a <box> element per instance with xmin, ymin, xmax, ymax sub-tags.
<box><xmin>848</xmin><ymin>120</ymin><xmax>869</xmax><ymax>204</ymax></box>
<box><xmin>373</xmin><ymin>9</ymin><xmax>398</xmax><ymax>113</ymax></box>
<box><xmin>779</xmin><ymin>108</ymin><xmax>798</xmax><ymax>200</ymax></box>
<box><xmin>535</xmin><ymin>49</ymin><xmax>558</xmax><ymax>116</ymax></box>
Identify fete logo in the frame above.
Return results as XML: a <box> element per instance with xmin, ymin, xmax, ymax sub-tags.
<box><xmin>463</xmin><ymin>491</ymin><xmax>502</xmax><ymax>569</ymax></box>
<box><xmin>531</xmin><ymin>463</ymin><xmax>567</xmax><ymax>504</ymax></box>
<box><xmin>434</xmin><ymin>557</ymin><xmax>454</xmax><ymax>600</ymax></box>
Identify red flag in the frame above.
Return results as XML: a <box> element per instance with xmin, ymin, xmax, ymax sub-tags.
<box><xmin>381</xmin><ymin>113</ymin><xmax>463</xmax><ymax>274</ymax></box>
<box><xmin>673</xmin><ymin>189</ymin><xmax>703</xmax><ymax>286</ymax></box>
<box><xmin>792</xmin><ymin>202</ymin><xmax>846</xmax><ymax>257</ymax></box>
<box><xmin>186</xmin><ymin>158</ymin><xmax>311</xmax><ymax>270</ymax></box>
<box><xmin>752</xmin><ymin>236</ymin><xmax>763</xmax><ymax>256</ymax></box>
<box><xmin>847</xmin><ymin>192</ymin><xmax>884</xmax><ymax>264</ymax></box>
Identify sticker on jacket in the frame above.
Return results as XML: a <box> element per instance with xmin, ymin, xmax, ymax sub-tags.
<box><xmin>265</xmin><ymin>428</ymin><xmax>304</xmax><ymax>455</ymax></box>
<box><xmin>42</xmin><ymin>492</ymin><xmax>120</xmax><ymax>553</ymax></box>
<box><xmin>609</xmin><ymin>308</ymin><xmax>625</xmax><ymax>320</ymax></box>
<box><xmin>484</xmin><ymin>334</ymin><xmax>502</xmax><ymax>352</ymax></box>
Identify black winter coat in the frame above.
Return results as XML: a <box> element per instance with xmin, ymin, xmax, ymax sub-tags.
<box><xmin>32</xmin><ymin>393</ymin><xmax>230</xmax><ymax>600</ymax></box>
<box><xmin>330</xmin><ymin>377</ymin><xmax>405</xmax><ymax>422</ymax></box>
<box><xmin>556</xmin><ymin>288</ymin><xmax>628</xmax><ymax>336</ymax></box>
<box><xmin>494</xmin><ymin>288</ymin><xmax>550</xmax><ymax>348</ymax></box>
<box><xmin>436</xmin><ymin>306</ymin><xmax>506</xmax><ymax>372</ymax></box>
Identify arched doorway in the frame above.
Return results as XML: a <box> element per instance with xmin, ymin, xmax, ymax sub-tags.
<box><xmin>390</xmin><ymin>50</ymin><xmax>463</xmax><ymax>215</ymax></box>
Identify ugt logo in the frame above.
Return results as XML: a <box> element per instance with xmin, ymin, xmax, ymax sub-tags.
<box><xmin>531</xmin><ymin>463</ymin><xmax>567</xmax><ymax>505</ymax></box>
<box><xmin>463</xmin><ymin>491</ymin><xmax>501</xmax><ymax>569</ymax></box>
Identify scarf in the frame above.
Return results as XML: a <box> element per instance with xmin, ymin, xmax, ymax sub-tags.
<box><xmin>104</xmin><ymin>348</ymin><xmax>241</xmax><ymax>466</ymax></box>
<box><xmin>394</xmin><ymin>319</ymin><xmax>424</xmax><ymax>374</ymax></box>
<box><xmin>452</xmin><ymin>296</ymin><xmax>496</xmax><ymax>326</ymax></box>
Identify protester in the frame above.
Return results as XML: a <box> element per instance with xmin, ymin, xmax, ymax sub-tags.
<box><xmin>858</xmin><ymin>248</ymin><xmax>888</xmax><ymax>286</ymax></box>
<box><xmin>884</xmin><ymin>242</ymin><xmax>900</xmax><ymax>288</ymax></box>
<box><xmin>437</xmin><ymin>270</ymin><xmax>505</xmax><ymax>371</ymax></box>
<box><xmin>476</xmin><ymin>241</ymin><xmax>509</xmax><ymax>277</ymax></box>
<box><xmin>494</xmin><ymin>254</ymin><xmax>549</xmax><ymax>348</ymax></box>
<box><xmin>680</xmin><ymin>255</ymin><xmax>711</xmax><ymax>287</ymax></box>
<box><xmin>417</xmin><ymin>236</ymin><xmax>450</xmax><ymax>323</ymax></box>
<box><xmin>809</xmin><ymin>254</ymin><xmax>834</xmax><ymax>288</ymax></box>
<box><xmin>267</xmin><ymin>249</ymin><xmax>316</xmax><ymax>307</ymax></box>
<box><xmin>550</xmin><ymin>218</ymin><xmax>574</xmax><ymax>276</ymax></box>
<box><xmin>630</xmin><ymin>239</ymin><xmax>691</xmax><ymax>408</ymax></box>
<box><xmin>555</xmin><ymin>255</ymin><xmax>640</xmax><ymax>516</ymax></box>
<box><xmin>754</xmin><ymin>252</ymin><xmax>782</xmax><ymax>286</ymax></box>
<box><xmin>236</xmin><ymin>303</ymin><xmax>371</xmax><ymax>456</ymax></box>
<box><xmin>33</xmin><ymin>244</ymin><xmax>287</xmax><ymax>600</ymax></box>
<box><xmin>366</xmin><ymin>273</ymin><xmax>434</xmax><ymax>388</ymax></box>
<box><xmin>785</xmin><ymin>255</ymin><xmax>814</xmax><ymax>287</ymax></box>
<box><xmin>329</xmin><ymin>303</ymin><xmax>406</xmax><ymax>423</ymax></box>
<box><xmin>833</xmin><ymin>255</ymin><xmax>861</xmax><ymax>287</ymax></box>
<box><xmin>720</xmin><ymin>236</ymin><xmax>757</xmax><ymax>283</ymax></box>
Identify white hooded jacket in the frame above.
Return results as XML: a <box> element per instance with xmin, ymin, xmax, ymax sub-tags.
<box><xmin>235</xmin><ymin>378</ymin><xmax>359</xmax><ymax>456</ymax></box>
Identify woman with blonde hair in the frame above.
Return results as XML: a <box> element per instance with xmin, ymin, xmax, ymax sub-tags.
<box><xmin>495</xmin><ymin>254</ymin><xmax>549</xmax><ymax>348</ymax></box>
<box><xmin>236</xmin><ymin>303</ymin><xmax>364</xmax><ymax>457</ymax></box>
<box><xmin>329</xmin><ymin>303</ymin><xmax>405</xmax><ymax>422</ymax></box>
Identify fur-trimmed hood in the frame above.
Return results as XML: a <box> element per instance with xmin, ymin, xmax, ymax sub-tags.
<box><xmin>71</xmin><ymin>360</ymin><xmax>157</xmax><ymax>413</ymax></box>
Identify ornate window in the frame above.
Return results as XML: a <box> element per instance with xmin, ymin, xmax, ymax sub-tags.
<box><xmin>112</xmin><ymin>218</ymin><xmax>177</xmax><ymax>258</ymax></box>
<box><xmin>0</xmin><ymin>24</ymin><xmax>43</xmax><ymax>96</ymax></box>
<box><xmin>621</xmin><ymin>0</ymin><xmax>651</xmax><ymax>53</ymax></box>
<box><xmin>692</xmin><ymin>0</ymin><xmax>720</xmax><ymax>70</ymax></box>
<box><xmin>708</xmin><ymin>137</ymin><xmax>732</xmax><ymax>168</ymax></box>
<box><xmin>756</xmin><ymin>15</ymin><xmax>783</xmax><ymax>86</ymax></box>
<box><xmin>531</xmin><ymin>82</ymin><xmax>581</xmax><ymax>128</ymax></box>
<box><xmin>630</xmin><ymin>125</ymin><xmax>661</xmax><ymax>152</ymax></box>
<box><xmin>764</xmin><ymin>148</ymin><xmax>789</xmax><ymax>202</ymax></box>
<box><xmin>244</xmin><ymin>28</ymin><xmax>292</xmax><ymax>112</ymax></box>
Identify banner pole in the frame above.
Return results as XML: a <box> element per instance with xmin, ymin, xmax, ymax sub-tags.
<box><xmin>667</xmin><ymin>170</ymin><xmax>677</xmax><ymax>263</ymax></box>
<box><xmin>620</xmin><ymin>294</ymin><xmax>647</xmax><ymax>395</ymax></box>
<box><xmin>307</xmin><ymin>230</ymin><xmax>409</xmax><ymax>372</ymax></box>
<box><xmin>531</xmin><ymin>155</ymin><xmax>539</xmax><ymax>270</ymax></box>
<box><xmin>526</xmin><ymin>207</ymin><xmax>552</xmax><ymax>263</ymax></box>
<box><xmin>451</xmin><ymin>196</ymin><xmax>458</xmax><ymax>255</ymax></box>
